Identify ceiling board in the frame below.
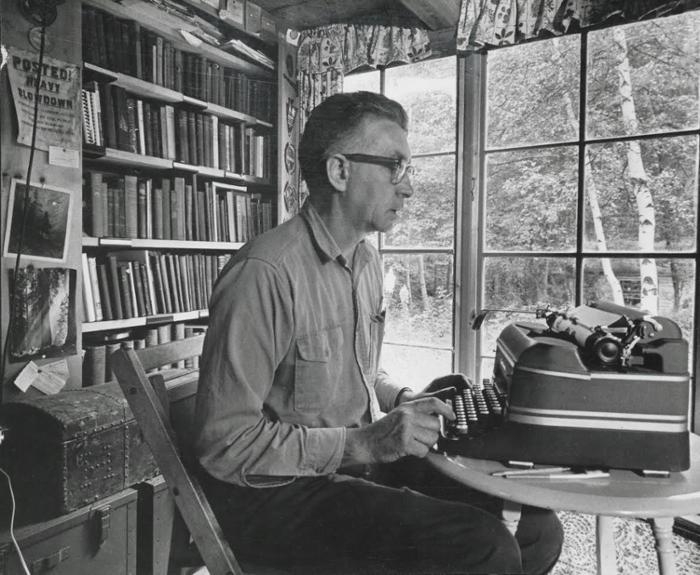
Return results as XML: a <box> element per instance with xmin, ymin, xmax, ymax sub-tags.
<box><xmin>398</xmin><ymin>0</ymin><xmax>460</xmax><ymax>29</ymax></box>
<box><xmin>254</xmin><ymin>0</ymin><xmax>422</xmax><ymax>30</ymax></box>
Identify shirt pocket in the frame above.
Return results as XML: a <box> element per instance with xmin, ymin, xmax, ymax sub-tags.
<box><xmin>294</xmin><ymin>327</ymin><xmax>342</xmax><ymax>412</ymax></box>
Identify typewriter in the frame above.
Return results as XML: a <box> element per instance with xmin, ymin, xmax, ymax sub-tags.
<box><xmin>435</xmin><ymin>301</ymin><xmax>690</xmax><ymax>472</ymax></box>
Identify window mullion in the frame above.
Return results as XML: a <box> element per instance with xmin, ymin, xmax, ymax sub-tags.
<box><xmin>454</xmin><ymin>50</ymin><xmax>487</xmax><ymax>382</ymax></box>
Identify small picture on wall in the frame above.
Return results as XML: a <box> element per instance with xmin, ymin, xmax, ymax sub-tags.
<box><xmin>3</xmin><ymin>178</ymin><xmax>72</xmax><ymax>262</ymax></box>
<box><xmin>8</xmin><ymin>265</ymin><xmax>77</xmax><ymax>362</ymax></box>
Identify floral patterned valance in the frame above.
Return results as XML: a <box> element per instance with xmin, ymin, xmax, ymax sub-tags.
<box><xmin>297</xmin><ymin>24</ymin><xmax>431</xmax><ymax>125</ymax></box>
<box><xmin>457</xmin><ymin>0</ymin><xmax>700</xmax><ymax>50</ymax></box>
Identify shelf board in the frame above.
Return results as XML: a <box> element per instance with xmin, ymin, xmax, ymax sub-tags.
<box><xmin>83</xmin><ymin>309</ymin><xmax>208</xmax><ymax>332</ymax></box>
<box><xmin>206</xmin><ymin>102</ymin><xmax>257</xmax><ymax>125</ymax></box>
<box><xmin>83</xmin><ymin>237</ymin><xmax>243</xmax><ymax>250</ymax></box>
<box><xmin>85</xmin><ymin>148</ymin><xmax>174</xmax><ymax>170</ymax></box>
<box><xmin>83</xmin><ymin>0</ymin><xmax>273</xmax><ymax>78</ymax></box>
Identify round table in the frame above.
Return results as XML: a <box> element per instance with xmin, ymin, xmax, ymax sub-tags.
<box><xmin>427</xmin><ymin>433</ymin><xmax>700</xmax><ymax>575</ymax></box>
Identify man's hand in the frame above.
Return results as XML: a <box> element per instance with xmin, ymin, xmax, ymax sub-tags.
<box><xmin>343</xmin><ymin>397</ymin><xmax>455</xmax><ymax>465</ymax></box>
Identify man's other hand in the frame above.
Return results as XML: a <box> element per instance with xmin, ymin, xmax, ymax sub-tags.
<box><xmin>343</xmin><ymin>398</ymin><xmax>455</xmax><ymax>465</ymax></box>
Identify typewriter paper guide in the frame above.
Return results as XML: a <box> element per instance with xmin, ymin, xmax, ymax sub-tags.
<box><xmin>440</xmin><ymin>302</ymin><xmax>690</xmax><ymax>472</ymax></box>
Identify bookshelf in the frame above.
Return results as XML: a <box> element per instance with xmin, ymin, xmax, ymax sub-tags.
<box><xmin>79</xmin><ymin>0</ymin><xmax>281</xmax><ymax>386</ymax></box>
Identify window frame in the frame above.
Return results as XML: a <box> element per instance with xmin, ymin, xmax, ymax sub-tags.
<box><xmin>344</xmin><ymin>63</ymin><xmax>459</xmax><ymax>362</ymax></box>
<box><xmin>456</xmin><ymin>29</ymin><xmax>700</xmax><ymax>430</ymax></box>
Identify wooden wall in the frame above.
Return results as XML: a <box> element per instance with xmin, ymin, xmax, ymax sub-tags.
<box><xmin>1</xmin><ymin>0</ymin><xmax>83</xmax><ymax>400</ymax></box>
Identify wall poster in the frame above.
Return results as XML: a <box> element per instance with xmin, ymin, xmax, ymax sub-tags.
<box><xmin>6</xmin><ymin>47</ymin><xmax>81</xmax><ymax>151</ymax></box>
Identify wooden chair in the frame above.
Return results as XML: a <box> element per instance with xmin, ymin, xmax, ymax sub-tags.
<box><xmin>111</xmin><ymin>335</ymin><xmax>249</xmax><ymax>575</ymax></box>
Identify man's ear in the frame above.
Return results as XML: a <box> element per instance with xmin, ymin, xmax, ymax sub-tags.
<box><xmin>326</xmin><ymin>155</ymin><xmax>348</xmax><ymax>192</ymax></box>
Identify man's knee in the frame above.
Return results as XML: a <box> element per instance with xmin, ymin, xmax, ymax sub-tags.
<box><xmin>517</xmin><ymin>508</ymin><xmax>564</xmax><ymax>575</ymax></box>
<box><xmin>481</xmin><ymin>522</ymin><xmax>523</xmax><ymax>574</ymax></box>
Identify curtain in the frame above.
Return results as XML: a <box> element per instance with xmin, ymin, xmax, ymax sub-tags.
<box><xmin>294</xmin><ymin>23</ymin><xmax>431</xmax><ymax>207</ymax></box>
<box><xmin>297</xmin><ymin>24</ymin><xmax>432</xmax><ymax>127</ymax></box>
<box><xmin>457</xmin><ymin>0</ymin><xmax>700</xmax><ymax>50</ymax></box>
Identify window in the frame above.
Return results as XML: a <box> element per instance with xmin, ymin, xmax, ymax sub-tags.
<box><xmin>344</xmin><ymin>57</ymin><xmax>458</xmax><ymax>390</ymax></box>
<box><xmin>473</xmin><ymin>13</ymin><xmax>699</xmax><ymax>383</ymax></box>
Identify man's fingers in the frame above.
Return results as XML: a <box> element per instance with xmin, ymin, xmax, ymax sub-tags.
<box><xmin>405</xmin><ymin>396</ymin><xmax>455</xmax><ymax>420</ymax></box>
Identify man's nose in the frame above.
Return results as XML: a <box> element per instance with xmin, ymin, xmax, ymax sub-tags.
<box><xmin>398</xmin><ymin>175</ymin><xmax>414</xmax><ymax>197</ymax></box>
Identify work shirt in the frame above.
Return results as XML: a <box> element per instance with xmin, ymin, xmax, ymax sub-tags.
<box><xmin>194</xmin><ymin>202</ymin><xmax>406</xmax><ymax>487</ymax></box>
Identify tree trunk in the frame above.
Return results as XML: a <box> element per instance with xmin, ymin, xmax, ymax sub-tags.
<box><xmin>553</xmin><ymin>35</ymin><xmax>624</xmax><ymax>304</ymax></box>
<box><xmin>612</xmin><ymin>27</ymin><xmax>659</xmax><ymax>314</ymax></box>
<box><xmin>417</xmin><ymin>255</ymin><xmax>431</xmax><ymax>313</ymax></box>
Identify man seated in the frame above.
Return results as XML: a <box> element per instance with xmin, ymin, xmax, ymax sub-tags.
<box><xmin>193</xmin><ymin>90</ymin><xmax>563</xmax><ymax>574</ymax></box>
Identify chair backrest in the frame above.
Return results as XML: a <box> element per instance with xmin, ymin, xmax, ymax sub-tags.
<box><xmin>111</xmin><ymin>335</ymin><xmax>244</xmax><ymax>575</ymax></box>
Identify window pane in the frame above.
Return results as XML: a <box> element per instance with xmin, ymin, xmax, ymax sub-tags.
<box><xmin>343</xmin><ymin>69</ymin><xmax>380</xmax><ymax>93</ymax></box>
<box><xmin>481</xmin><ymin>256</ymin><xmax>576</xmax><ymax>360</ymax></box>
<box><xmin>587</xmin><ymin>13</ymin><xmax>700</xmax><ymax>139</ymax></box>
<box><xmin>385</xmin><ymin>57</ymin><xmax>456</xmax><ymax>154</ymax></box>
<box><xmin>385</xmin><ymin>154</ymin><xmax>455</xmax><ymax>248</ymax></box>
<box><xmin>383</xmin><ymin>254</ymin><xmax>454</xmax><ymax>349</ymax></box>
<box><xmin>582</xmin><ymin>257</ymin><xmax>696</xmax><ymax>369</ymax></box>
<box><xmin>584</xmin><ymin>136</ymin><xmax>698</xmax><ymax>252</ymax></box>
<box><xmin>381</xmin><ymin>344</ymin><xmax>452</xmax><ymax>392</ymax></box>
<box><xmin>485</xmin><ymin>148</ymin><xmax>578</xmax><ymax>251</ymax></box>
<box><xmin>487</xmin><ymin>36</ymin><xmax>580</xmax><ymax>149</ymax></box>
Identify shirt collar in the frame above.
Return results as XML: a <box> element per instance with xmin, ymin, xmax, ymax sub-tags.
<box><xmin>301</xmin><ymin>202</ymin><xmax>346</xmax><ymax>264</ymax></box>
<box><xmin>301</xmin><ymin>203</ymin><xmax>373</xmax><ymax>272</ymax></box>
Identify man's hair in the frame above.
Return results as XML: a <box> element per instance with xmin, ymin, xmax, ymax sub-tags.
<box><xmin>299</xmin><ymin>91</ymin><xmax>408</xmax><ymax>197</ymax></box>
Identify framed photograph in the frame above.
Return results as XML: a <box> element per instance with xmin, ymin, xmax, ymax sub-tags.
<box><xmin>8</xmin><ymin>265</ymin><xmax>77</xmax><ymax>361</ymax></box>
<box><xmin>3</xmin><ymin>178</ymin><xmax>72</xmax><ymax>262</ymax></box>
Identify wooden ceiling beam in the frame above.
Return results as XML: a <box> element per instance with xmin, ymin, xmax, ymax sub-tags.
<box><xmin>397</xmin><ymin>0</ymin><xmax>461</xmax><ymax>30</ymax></box>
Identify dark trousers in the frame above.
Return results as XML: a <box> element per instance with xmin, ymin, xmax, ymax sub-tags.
<box><xmin>199</xmin><ymin>458</ymin><xmax>563</xmax><ymax>575</ymax></box>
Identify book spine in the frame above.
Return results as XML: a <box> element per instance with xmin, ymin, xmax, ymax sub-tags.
<box><xmin>89</xmin><ymin>171</ymin><xmax>104</xmax><ymax>238</ymax></box>
<box><xmin>88</xmin><ymin>255</ymin><xmax>104</xmax><ymax>321</ymax></box>
<box><xmin>81</xmin><ymin>252</ymin><xmax>97</xmax><ymax>323</ymax></box>
<box><xmin>124</xmin><ymin>174</ymin><xmax>139</xmax><ymax>238</ymax></box>
<box><xmin>96</xmin><ymin>261</ymin><xmax>113</xmax><ymax>321</ymax></box>
<box><xmin>162</xmin><ymin>177</ymin><xmax>172</xmax><ymax>240</ymax></box>
<box><xmin>153</xmin><ymin>184</ymin><xmax>164</xmax><ymax>240</ymax></box>
<box><xmin>107</xmin><ymin>254</ymin><xmax>124</xmax><ymax>320</ymax></box>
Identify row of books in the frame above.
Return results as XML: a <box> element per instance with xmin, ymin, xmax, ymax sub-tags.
<box><xmin>83</xmin><ymin>172</ymin><xmax>274</xmax><ymax>242</ymax></box>
<box><xmin>81</xmin><ymin>250</ymin><xmax>231</xmax><ymax>324</ymax></box>
<box><xmin>82</xmin><ymin>6</ymin><xmax>275</xmax><ymax>121</ymax></box>
<box><xmin>82</xmin><ymin>81</ymin><xmax>272</xmax><ymax>177</ymax></box>
<box><xmin>83</xmin><ymin>323</ymin><xmax>207</xmax><ymax>386</ymax></box>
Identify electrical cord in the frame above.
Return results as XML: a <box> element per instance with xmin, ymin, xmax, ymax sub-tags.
<box><xmin>0</xmin><ymin>466</ymin><xmax>31</xmax><ymax>575</ymax></box>
<box><xmin>0</xmin><ymin>23</ymin><xmax>47</xmax><ymax>401</ymax></box>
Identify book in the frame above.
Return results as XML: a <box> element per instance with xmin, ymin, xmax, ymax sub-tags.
<box><xmin>136</xmin><ymin>99</ymin><xmax>146</xmax><ymax>154</ymax></box>
<box><xmin>87</xmin><ymin>255</ymin><xmax>104</xmax><ymax>321</ymax></box>
<box><xmin>143</xmin><ymin>101</ymin><xmax>153</xmax><ymax>156</ymax></box>
<box><xmin>96</xmin><ymin>261</ymin><xmax>113</xmax><ymax>321</ymax></box>
<box><xmin>117</xmin><ymin>262</ymin><xmax>135</xmax><ymax>319</ymax></box>
<box><xmin>161</xmin><ymin>177</ymin><xmax>172</xmax><ymax>240</ymax></box>
<box><xmin>173</xmin><ymin>177</ymin><xmax>186</xmax><ymax>240</ymax></box>
<box><xmin>165</xmin><ymin>105</ymin><xmax>176</xmax><ymax>161</ymax></box>
<box><xmin>137</xmin><ymin>179</ymin><xmax>148</xmax><ymax>239</ymax></box>
<box><xmin>82</xmin><ymin>344</ymin><xmax>106</xmax><ymax>386</ymax></box>
<box><xmin>124</xmin><ymin>174</ymin><xmax>138</xmax><ymax>239</ymax></box>
<box><xmin>81</xmin><ymin>252</ymin><xmax>96</xmax><ymax>323</ymax></box>
<box><xmin>107</xmin><ymin>254</ymin><xmax>124</xmax><ymax>320</ymax></box>
<box><xmin>153</xmin><ymin>184</ymin><xmax>163</xmax><ymax>239</ymax></box>
<box><xmin>131</xmin><ymin>261</ymin><xmax>147</xmax><ymax>317</ymax></box>
<box><xmin>88</xmin><ymin>171</ymin><xmax>105</xmax><ymax>238</ymax></box>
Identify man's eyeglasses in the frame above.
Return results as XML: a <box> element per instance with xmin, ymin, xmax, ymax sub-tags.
<box><xmin>341</xmin><ymin>153</ymin><xmax>415</xmax><ymax>185</ymax></box>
